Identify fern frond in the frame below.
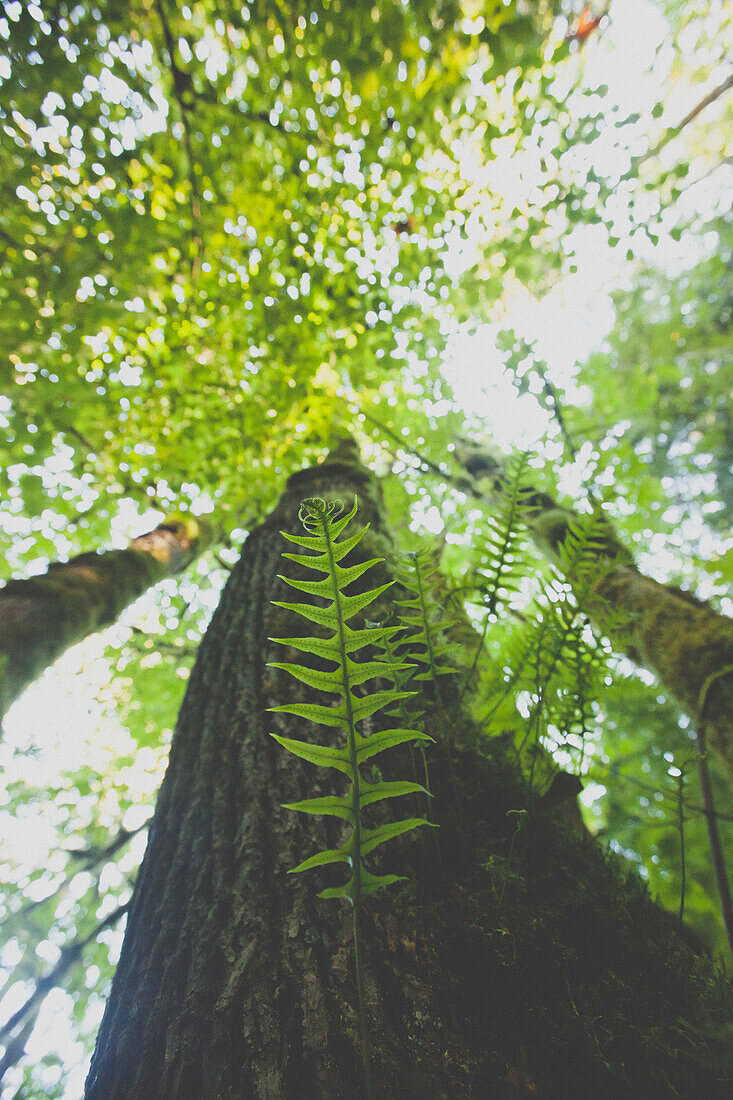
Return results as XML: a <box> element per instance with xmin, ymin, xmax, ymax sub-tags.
<box><xmin>552</xmin><ymin>509</ymin><xmax>614</xmax><ymax>589</ymax></box>
<box><xmin>480</xmin><ymin>512</ymin><xmax>611</xmax><ymax>745</ymax></box>
<box><xmin>391</xmin><ymin>548</ymin><xmax>459</xmax><ymax>696</ymax></box>
<box><xmin>376</xmin><ymin>623</ymin><xmax>425</xmax><ymax>725</ymax></box>
<box><xmin>269</xmin><ymin>496</ymin><xmax>435</xmax><ymax>904</ymax></box>
<box><xmin>477</xmin><ymin>451</ymin><xmax>531</xmax><ymax>615</ymax></box>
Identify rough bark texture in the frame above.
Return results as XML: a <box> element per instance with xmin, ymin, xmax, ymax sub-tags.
<box><xmin>455</xmin><ymin>442</ymin><xmax>733</xmax><ymax>781</ymax></box>
<box><xmin>0</xmin><ymin>516</ymin><xmax>214</xmax><ymax>720</ymax></box>
<box><xmin>85</xmin><ymin>452</ymin><xmax>733</xmax><ymax>1099</ymax></box>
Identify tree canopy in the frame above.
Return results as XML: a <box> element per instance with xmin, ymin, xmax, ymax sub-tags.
<box><xmin>1</xmin><ymin>0</ymin><xmax>731</xmax><ymax>1094</ymax></box>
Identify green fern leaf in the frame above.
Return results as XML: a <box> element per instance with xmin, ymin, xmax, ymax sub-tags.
<box><xmin>283</xmin><ymin>795</ymin><xmax>355</xmax><ymax>821</ymax></box>
<box><xmin>319</xmin><ymin>869</ymin><xmax>404</xmax><ymax>901</ymax></box>
<box><xmin>268</xmin><ymin>624</ymin><xmax>401</xmax><ymax>663</ymax></box>
<box><xmin>360</xmin><ymin>818</ymin><xmax>432</xmax><ymax>856</ymax></box>
<box><xmin>391</xmin><ymin>548</ymin><xmax>459</xmax><ymax>702</ymax></box>
<box><xmin>356</xmin><ymin>726</ymin><xmax>433</xmax><ymax>763</ymax></box>
<box><xmin>292</xmin><ymin>847</ymin><xmax>353</xmax><ymax>873</ymax></box>
<box><xmin>269</xmin><ymin>496</ymin><xmax>435</xmax><ymax>906</ymax></box>
<box><xmin>270</xmin><ymin>733</ymin><xmax>352</xmax><ymax>774</ymax></box>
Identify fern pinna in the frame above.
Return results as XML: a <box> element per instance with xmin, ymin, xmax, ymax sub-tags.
<box><xmin>268</xmin><ymin>496</ymin><xmax>434</xmax><ymax>1092</ymax></box>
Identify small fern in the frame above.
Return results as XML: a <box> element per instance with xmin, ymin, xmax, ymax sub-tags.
<box><xmin>392</xmin><ymin>548</ymin><xmax>458</xmax><ymax>702</ymax></box>
<box><xmin>268</xmin><ymin>496</ymin><xmax>435</xmax><ymax>1094</ymax></box>
<box><xmin>476</xmin><ymin>450</ymin><xmax>530</xmax><ymax>617</ymax></box>
<box><xmin>451</xmin><ymin>451</ymin><xmax>531</xmax><ymax>703</ymax></box>
<box><xmin>481</xmin><ymin>512</ymin><xmax>609</xmax><ymax>770</ymax></box>
<box><xmin>552</xmin><ymin>507</ymin><xmax>616</xmax><ymax>590</ymax></box>
<box><xmin>375</xmin><ymin>622</ymin><xmax>432</xmax><ymax>816</ymax></box>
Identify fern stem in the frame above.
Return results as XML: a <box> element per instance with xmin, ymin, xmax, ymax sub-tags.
<box><xmin>458</xmin><ymin>610</ymin><xmax>491</xmax><ymax>709</ymax></box>
<box><xmin>677</xmin><ymin>770</ymin><xmax>686</xmax><ymax>922</ymax></box>
<box><xmin>352</xmin><ymin>902</ymin><xmax>373</xmax><ymax>1099</ymax></box>
<box><xmin>419</xmin><ymin>746</ymin><xmax>432</xmax><ymax>823</ymax></box>
<box><xmin>320</xmin><ymin>502</ymin><xmax>373</xmax><ymax>1094</ymax></box>
<box><xmin>410</xmin><ymin>552</ymin><xmax>442</xmax><ymax>706</ymax></box>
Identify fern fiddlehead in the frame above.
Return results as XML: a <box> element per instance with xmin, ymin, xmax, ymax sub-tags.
<box><xmin>269</xmin><ymin>497</ymin><xmax>435</xmax><ymax>1093</ymax></box>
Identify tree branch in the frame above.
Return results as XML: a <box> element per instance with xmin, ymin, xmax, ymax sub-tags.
<box><xmin>0</xmin><ymin>902</ymin><xmax>129</xmax><ymax>1081</ymax></box>
<box><xmin>640</xmin><ymin>71</ymin><xmax>733</xmax><ymax>166</ymax></box>
<box><xmin>0</xmin><ymin>515</ymin><xmax>215</xmax><ymax>718</ymax></box>
<box><xmin>65</xmin><ymin>820</ymin><xmax>149</xmax><ymax>870</ymax></box>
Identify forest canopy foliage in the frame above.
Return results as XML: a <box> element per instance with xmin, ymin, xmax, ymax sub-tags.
<box><xmin>0</xmin><ymin>0</ymin><xmax>731</xmax><ymax>1095</ymax></box>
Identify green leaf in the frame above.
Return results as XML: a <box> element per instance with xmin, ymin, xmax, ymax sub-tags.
<box><xmin>283</xmin><ymin>795</ymin><xmax>354</xmax><ymax>822</ymax></box>
<box><xmin>345</xmin><ymin>658</ymin><xmax>415</xmax><ymax>688</ymax></box>
<box><xmin>269</xmin><ymin>661</ymin><xmax>342</xmax><ymax>693</ymax></box>
<box><xmin>270</xmin><ymin>700</ymin><xmax>349</xmax><ymax>729</ymax></box>
<box><xmin>359</xmin><ymin>779</ymin><xmax>430</xmax><ymax>807</ymax></box>
<box><xmin>360</xmin><ymin>817</ymin><xmax>435</xmax><ymax>856</ymax></box>
<box><xmin>291</xmin><ymin>845</ymin><xmax>352</xmax><ymax>873</ymax></box>
<box><xmin>277</xmin><ymin>573</ymin><xmax>337</xmax><ymax>598</ymax></box>
<box><xmin>319</xmin><ymin>868</ymin><xmax>406</xmax><ymax>901</ymax></box>
<box><xmin>356</xmin><ymin>727</ymin><xmax>434</xmax><ymax>763</ymax></box>
<box><xmin>351</xmin><ymin>689</ymin><xmax>414</xmax><ymax>723</ymax></box>
<box><xmin>271</xmin><ymin>496</ymin><xmax>435</xmax><ymax>903</ymax></box>
<box><xmin>338</xmin><ymin>581</ymin><xmax>395</xmax><ymax>621</ymax></box>
<box><xmin>359</xmin><ymin>868</ymin><xmax>406</xmax><ymax>896</ymax></box>
<box><xmin>269</xmin><ymin>624</ymin><xmax>401</xmax><ymax>661</ymax></box>
<box><xmin>269</xmin><ymin>733</ymin><xmax>352</xmax><ymax>774</ymax></box>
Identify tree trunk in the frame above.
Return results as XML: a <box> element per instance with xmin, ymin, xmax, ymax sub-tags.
<box><xmin>85</xmin><ymin>450</ymin><xmax>732</xmax><ymax>1099</ymax></box>
<box><xmin>455</xmin><ymin>442</ymin><xmax>733</xmax><ymax>782</ymax></box>
<box><xmin>0</xmin><ymin>515</ymin><xmax>214</xmax><ymax>720</ymax></box>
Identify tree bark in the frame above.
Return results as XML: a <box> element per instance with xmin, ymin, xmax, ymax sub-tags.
<box><xmin>85</xmin><ymin>449</ymin><xmax>732</xmax><ymax>1099</ymax></box>
<box><xmin>455</xmin><ymin>442</ymin><xmax>733</xmax><ymax>783</ymax></box>
<box><xmin>0</xmin><ymin>515</ymin><xmax>215</xmax><ymax>720</ymax></box>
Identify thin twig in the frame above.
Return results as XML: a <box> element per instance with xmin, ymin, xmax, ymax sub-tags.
<box><xmin>677</xmin><ymin>769</ymin><xmax>687</xmax><ymax>921</ymax></box>
<box><xmin>0</xmin><ymin>902</ymin><xmax>129</xmax><ymax>1053</ymax></box>
<box><xmin>65</xmin><ymin>820</ymin><xmax>149</xmax><ymax>869</ymax></box>
<box><xmin>7</xmin><ymin>823</ymin><xmax>139</xmax><ymax>925</ymax></box>
<box><xmin>638</xmin><ymin>71</ymin><xmax>733</xmax><ymax>168</ymax></box>
<box><xmin>534</xmin><ymin>362</ymin><xmax>578</xmax><ymax>462</ymax></box>
<box><xmin>588</xmin><ymin>758</ymin><xmax>733</xmax><ymax>825</ymax></box>
<box><xmin>672</xmin><ymin>72</ymin><xmax>733</xmax><ymax>139</ymax></box>
<box><xmin>0</xmin><ymin>1015</ymin><xmax>35</xmax><ymax>1083</ymax></box>
<box><xmin>359</xmin><ymin>409</ymin><xmax>462</xmax><ymax>484</ymax></box>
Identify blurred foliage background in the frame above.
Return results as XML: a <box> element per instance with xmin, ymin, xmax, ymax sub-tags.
<box><xmin>0</xmin><ymin>0</ymin><xmax>731</xmax><ymax>1094</ymax></box>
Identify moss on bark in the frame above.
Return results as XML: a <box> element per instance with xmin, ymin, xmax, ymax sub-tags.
<box><xmin>594</xmin><ymin>566</ymin><xmax>733</xmax><ymax>776</ymax></box>
<box><xmin>0</xmin><ymin>515</ymin><xmax>214</xmax><ymax>719</ymax></box>
<box><xmin>453</xmin><ymin>441</ymin><xmax>733</xmax><ymax>783</ymax></box>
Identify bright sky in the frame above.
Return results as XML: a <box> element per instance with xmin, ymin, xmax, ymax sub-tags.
<box><xmin>445</xmin><ymin>0</ymin><xmax>731</xmax><ymax>449</ymax></box>
<box><xmin>2</xmin><ymin>1</ymin><xmax>731</xmax><ymax>1095</ymax></box>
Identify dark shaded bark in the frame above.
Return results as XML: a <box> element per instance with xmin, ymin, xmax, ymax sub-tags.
<box><xmin>85</xmin><ymin>450</ymin><xmax>733</xmax><ymax>1099</ymax></box>
<box><xmin>454</xmin><ymin>441</ymin><xmax>733</xmax><ymax>783</ymax></box>
<box><xmin>0</xmin><ymin>515</ymin><xmax>215</xmax><ymax>720</ymax></box>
